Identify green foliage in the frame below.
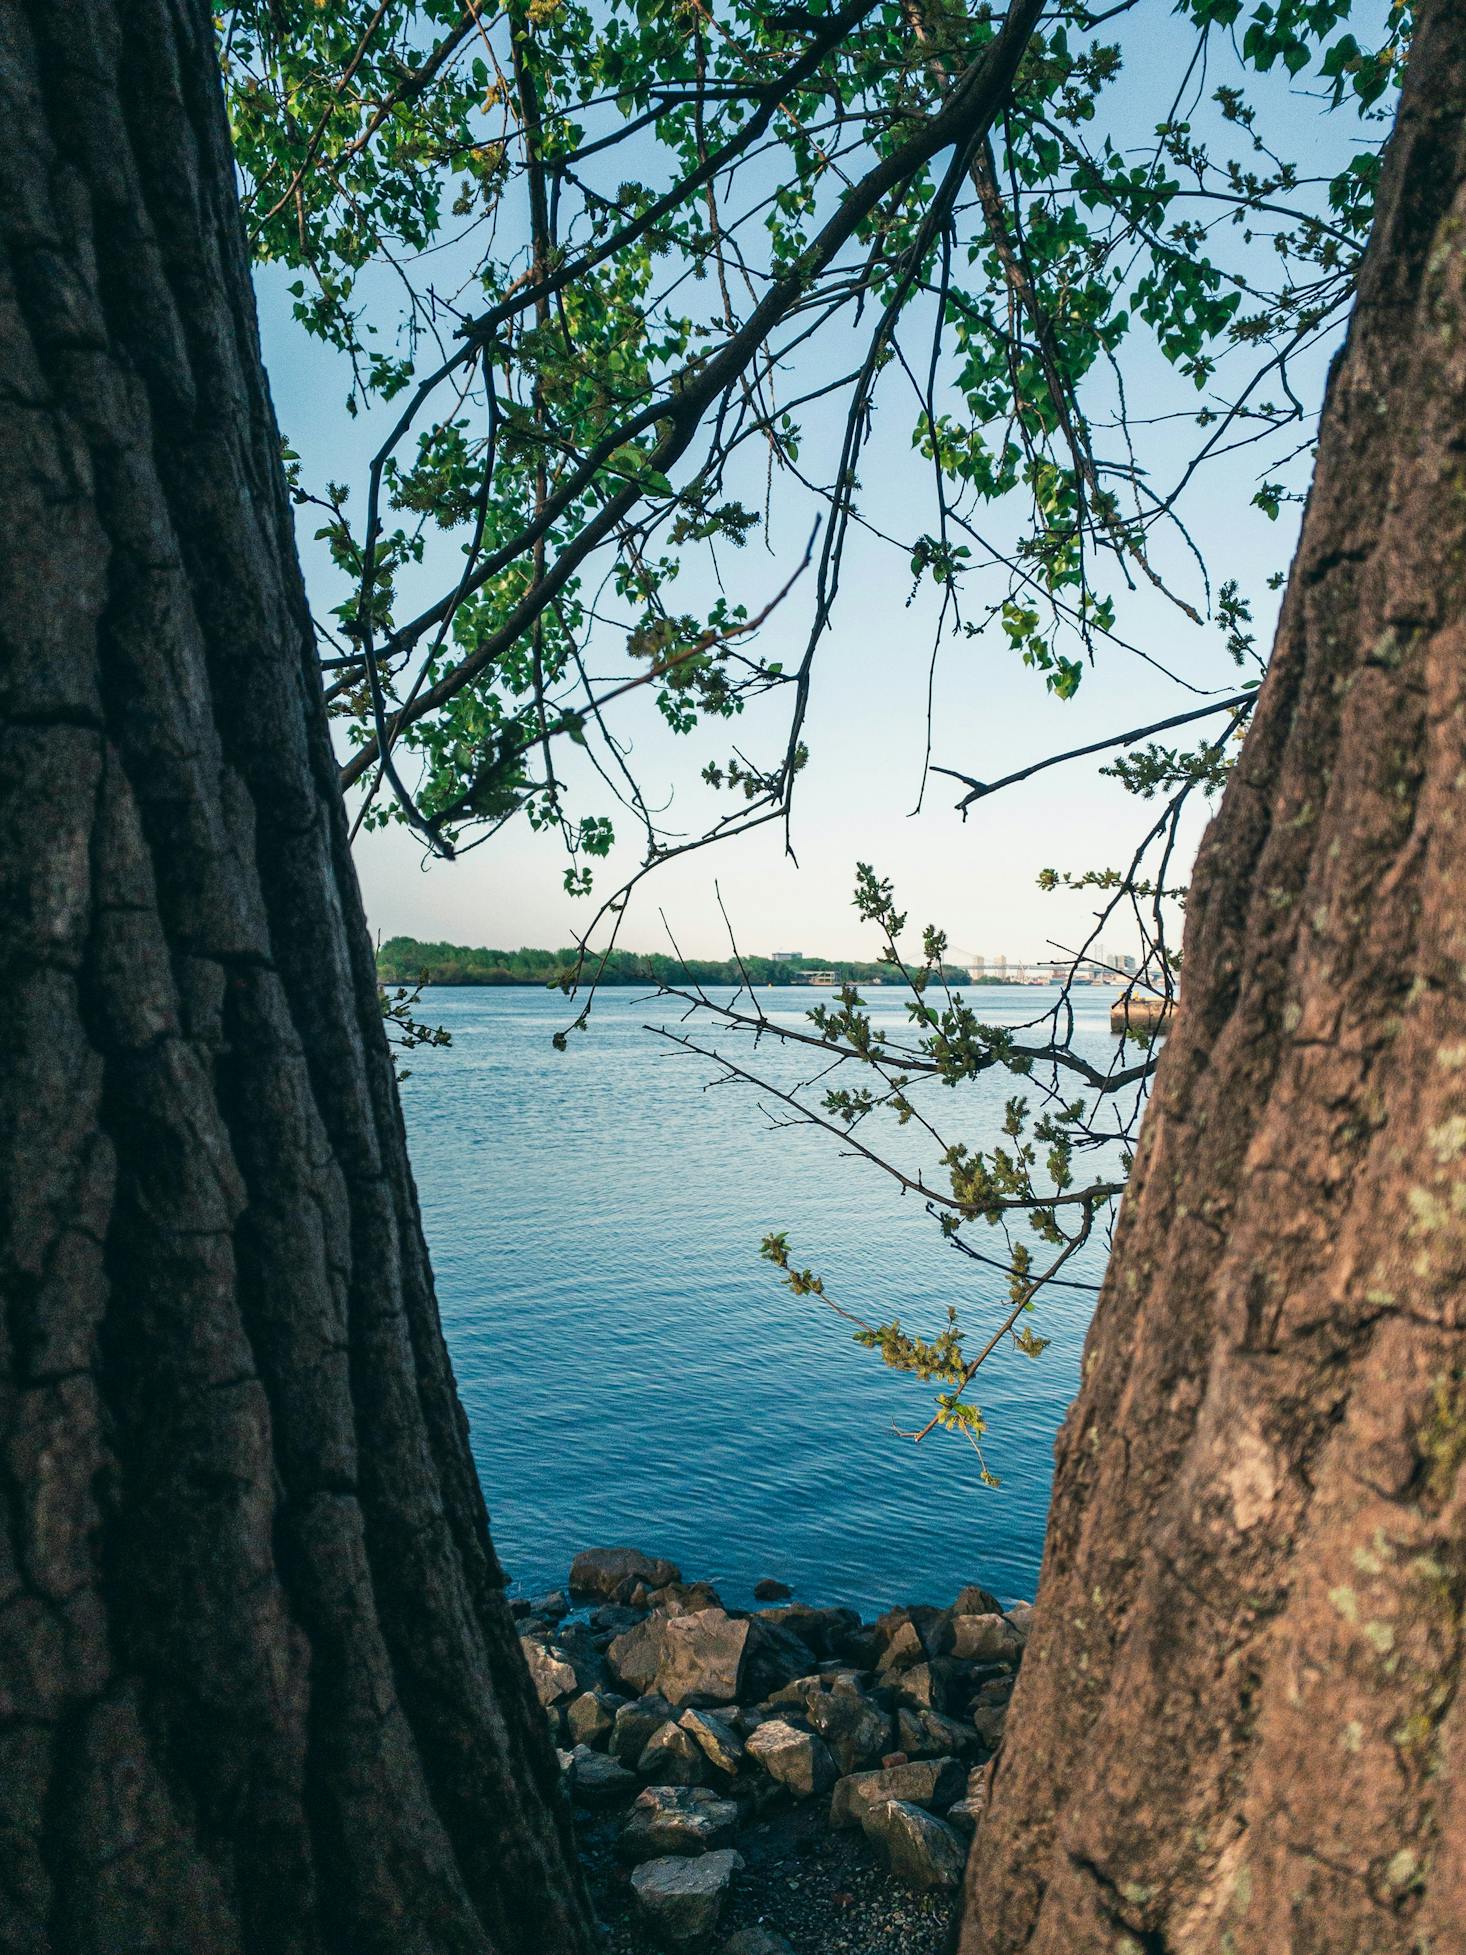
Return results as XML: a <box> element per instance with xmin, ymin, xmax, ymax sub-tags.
<box><xmin>222</xmin><ymin>0</ymin><xmax>1404</xmax><ymax>901</ymax></box>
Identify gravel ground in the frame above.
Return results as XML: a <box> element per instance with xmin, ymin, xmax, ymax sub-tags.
<box><xmin>581</xmin><ymin>1800</ymin><xmax>959</xmax><ymax>1955</ymax></box>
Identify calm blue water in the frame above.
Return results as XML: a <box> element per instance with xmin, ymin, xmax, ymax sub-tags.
<box><xmin>401</xmin><ymin>984</ymin><xmax>1123</xmax><ymax>1617</ymax></box>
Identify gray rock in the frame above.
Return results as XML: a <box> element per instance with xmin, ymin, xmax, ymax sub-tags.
<box><xmin>571</xmin><ymin>1546</ymin><xmax>683</xmax><ymax>1603</ymax></box>
<box><xmin>805</xmin><ymin>1684</ymin><xmax>892</xmax><ymax>1774</ymax></box>
<box><xmin>940</xmin><ymin>1612</ymin><xmax>1022</xmax><ymax>1665</ymax></box>
<box><xmin>592</xmin><ymin>1603</ymin><xmax>645</xmax><ymax>1639</ymax></box>
<box><xmin>656</xmin><ymin>1608</ymin><xmax>752</xmax><ymax>1709</ymax></box>
<box><xmin>567</xmin><ymin>1686</ymin><xmax>625</xmax><ymax>1748</ymax></box>
<box><xmin>608</xmin><ymin>1616</ymin><xmax>671</xmax><ymax>1696</ymax></box>
<box><xmin>753</xmin><ymin>1577</ymin><xmax>793</xmax><ymax>1602</ymax></box>
<box><xmin>529</xmin><ymin>1588</ymin><xmax>571</xmax><ymax>1620</ymax></box>
<box><xmin>874</xmin><ymin>1620</ymin><xmax>929</xmax><ymax>1674</ymax></box>
<box><xmin>568</xmin><ymin>1744</ymin><xmax>639</xmax><ymax>1808</ymax></box>
<box><xmin>758</xmin><ymin>1604</ymin><xmax>861</xmax><ymax>1661</ymax></box>
<box><xmin>860</xmin><ymin>1799</ymin><xmax>967</xmax><ymax>1891</ymax></box>
<box><xmin>1005</xmin><ymin>1600</ymin><xmax>1036</xmax><ymax>1643</ymax></box>
<box><xmin>951</xmin><ymin>1583</ymin><xmax>1004</xmax><ymax>1618</ymax></box>
<box><xmin>897</xmin><ymin>1705</ymin><xmax>978</xmax><ymax>1760</ymax></box>
<box><xmin>520</xmin><ymin>1636</ymin><xmax>580</xmax><ymax>1707</ymax></box>
<box><xmin>648</xmin><ymin>1581</ymin><xmax>725</xmax><ymax>1617</ymax></box>
<box><xmin>719</xmin><ymin>1932</ymin><xmax>795</xmax><ymax>1955</ymax></box>
<box><xmin>640</xmin><ymin>1721</ymin><xmax>712</xmax><ymax>1785</ymax></box>
<box><xmin>944</xmin><ymin>1797</ymin><xmax>984</xmax><ymax>1840</ymax></box>
<box><xmin>679</xmin><ymin>1707</ymin><xmax>744</xmax><ymax>1776</ymax></box>
<box><xmin>890</xmin><ymin>1660</ymin><xmax>957</xmax><ymax>1712</ymax></box>
<box><xmin>611</xmin><ymin>1694</ymin><xmax>677</xmax><ymax>1762</ymax></box>
<box><xmin>743</xmin><ymin>1718</ymin><xmax>837</xmax><ymax>1798</ymax></box>
<box><xmin>972</xmin><ymin>1688</ymin><xmax>1013</xmax><ymax>1749</ymax></box>
<box><xmin>620</xmin><ymin>1785</ymin><xmax>740</xmax><ymax>1860</ymax></box>
<box><xmin>829</xmin><ymin>1756</ymin><xmax>966</xmax><ymax>1828</ymax></box>
<box><xmin>741</xmin><ymin>1618</ymin><xmax>818</xmax><ymax>1701</ymax></box>
<box><xmin>630</xmin><ymin>1849</ymin><xmax>742</xmax><ymax>1947</ymax></box>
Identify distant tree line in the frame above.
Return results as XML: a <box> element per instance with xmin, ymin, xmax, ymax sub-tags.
<box><xmin>376</xmin><ymin>935</ymin><xmax>982</xmax><ymax>990</ymax></box>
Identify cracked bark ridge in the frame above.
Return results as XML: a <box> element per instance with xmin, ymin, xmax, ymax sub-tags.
<box><xmin>0</xmin><ymin>4</ymin><xmax>595</xmax><ymax>1950</ymax></box>
<box><xmin>961</xmin><ymin>6</ymin><xmax>1466</xmax><ymax>1952</ymax></box>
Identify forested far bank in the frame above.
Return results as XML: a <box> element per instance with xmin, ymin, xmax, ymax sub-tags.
<box><xmin>377</xmin><ymin>936</ymin><xmax>985</xmax><ymax>990</ymax></box>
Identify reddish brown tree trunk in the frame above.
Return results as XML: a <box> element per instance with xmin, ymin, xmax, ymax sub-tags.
<box><xmin>0</xmin><ymin>5</ymin><xmax>595</xmax><ymax>1950</ymax></box>
<box><xmin>961</xmin><ymin>6</ymin><xmax>1466</xmax><ymax>1951</ymax></box>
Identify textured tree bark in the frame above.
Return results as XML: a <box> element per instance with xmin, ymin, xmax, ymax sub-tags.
<box><xmin>0</xmin><ymin>4</ymin><xmax>596</xmax><ymax>1950</ymax></box>
<box><xmin>961</xmin><ymin>6</ymin><xmax>1466</xmax><ymax>1952</ymax></box>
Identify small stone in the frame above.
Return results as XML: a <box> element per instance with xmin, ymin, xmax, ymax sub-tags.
<box><xmin>890</xmin><ymin>1660</ymin><xmax>957</xmax><ymax>1712</ymax></box>
<box><xmin>568</xmin><ymin>1745</ymin><xmax>639</xmax><ymax>1808</ymax></box>
<box><xmin>753</xmin><ymin>1577</ymin><xmax>793</xmax><ymax>1602</ymax></box>
<box><xmin>718</xmin><ymin>1931</ymin><xmax>795</xmax><ymax>1955</ymax></box>
<box><xmin>611</xmin><ymin>1694</ymin><xmax>677</xmax><ymax>1763</ymax></box>
<box><xmin>630</xmin><ymin>1848</ymin><xmax>742</xmax><ymax>1947</ymax></box>
<box><xmin>860</xmin><ymin>1798</ymin><xmax>967</xmax><ymax>1891</ymax></box>
<box><xmin>829</xmin><ymin>1757</ymin><xmax>966</xmax><ymax>1828</ymax></box>
<box><xmin>679</xmin><ymin>1707</ymin><xmax>745</xmax><ymax>1776</ymax></box>
<box><xmin>945</xmin><ymin>1797</ymin><xmax>984</xmax><ymax>1839</ymax></box>
<box><xmin>620</xmin><ymin>1785</ymin><xmax>739</xmax><ymax>1860</ymax></box>
<box><xmin>529</xmin><ymin>1589</ymin><xmax>570</xmax><ymax>1620</ymax></box>
<box><xmin>640</xmin><ymin>1721</ymin><xmax>712</xmax><ymax>1786</ymax></box>
<box><xmin>571</xmin><ymin>1547</ymin><xmax>683</xmax><ymax>1604</ymax></box>
<box><xmin>743</xmin><ymin>1718</ymin><xmax>837</xmax><ymax>1798</ymax></box>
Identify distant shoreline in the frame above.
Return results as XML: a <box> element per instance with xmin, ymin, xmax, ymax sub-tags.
<box><xmin>376</xmin><ymin>934</ymin><xmax>1002</xmax><ymax>992</ymax></box>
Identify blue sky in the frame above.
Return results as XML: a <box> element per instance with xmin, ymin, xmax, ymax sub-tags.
<box><xmin>253</xmin><ymin>4</ymin><xmax>1386</xmax><ymax>961</ymax></box>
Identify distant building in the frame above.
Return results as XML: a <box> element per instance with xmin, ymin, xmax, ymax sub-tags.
<box><xmin>771</xmin><ymin>950</ymin><xmax>802</xmax><ymax>962</ymax></box>
<box><xmin>801</xmin><ymin>969</ymin><xmax>838</xmax><ymax>986</ymax></box>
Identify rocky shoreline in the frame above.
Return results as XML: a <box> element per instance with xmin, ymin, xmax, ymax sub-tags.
<box><xmin>515</xmin><ymin>1548</ymin><xmax>1030</xmax><ymax>1952</ymax></box>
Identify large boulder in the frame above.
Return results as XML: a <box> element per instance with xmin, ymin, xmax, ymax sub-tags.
<box><xmin>567</xmin><ymin>1686</ymin><xmax>625</xmax><ymax>1748</ymax></box>
<box><xmin>896</xmin><ymin>1705</ymin><xmax>978</xmax><ymax>1760</ymax></box>
<box><xmin>568</xmin><ymin>1745</ymin><xmax>640</xmax><ymax>1808</ymax></box>
<box><xmin>829</xmin><ymin>1756</ymin><xmax>966</xmax><ymax>1828</ymax></box>
<box><xmin>679</xmin><ymin>1708</ymin><xmax>745</xmax><ymax>1777</ymax></box>
<box><xmin>520</xmin><ymin>1636</ymin><xmax>580</xmax><ymax>1707</ymax></box>
<box><xmin>888</xmin><ymin>1660</ymin><xmax>958</xmax><ymax>1713</ymax></box>
<box><xmin>934</xmin><ymin>1611</ymin><xmax>1022</xmax><ymax>1665</ymax></box>
<box><xmin>640</xmin><ymin>1721</ymin><xmax>712</xmax><ymax>1786</ymax></box>
<box><xmin>951</xmin><ymin>1583</ymin><xmax>1004</xmax><ymax>1618</ymax></box>
<box><xmin>753</xmin><ymin>1577</ymin><xmax>792</xmax><ymax>1602</ymax></box>
<box><xmin>757</xmin><ymin>1604</ymin><xmax>861</xmax><ymax>1661</ymax></box>
<box><xmin>860</xmin><ymin>1799</ymin><xmax>967</xmax><ymax>1891</ymax></box>
<box><xmin>620</xmin><ymin>1785</ymin><xmax>740</xmax><ymax>1860</ymax></box>
<box><xmin>656</xmin><ymin>1609</ymin><xmax>752</xmax><ymax>1709</ymax></box>
<box><xmin>804</xmin><ymin>1682</ymin><xmax>892</xmax><ymax>1774</ymax></box>
<box><xmin>743</xmin><ymin>1718</ymin><xmax>837</xmax><ymax>1799</ymax></box>
<box><xmin>607</xmin><ymin>1616</ymin><xmax>672</xmax><ymax>1696</ymax></box>
<box><xmin>740</xmin><ymin>1618</ymin><xmax>818</xmax><ymax>1701</ymax></box>
<box><xmin>571</xmin><ymin>1546</ymin><xmax>683</xmax><ymax>1603</ymax></box>
<box><xmin>630</xmin><ymin>1849</ymin><xmax>742</xmax><ymax>1947</ymax></box>
<box><xmin>611</xmin><ymin>1694</ymin><xmax>676</xmax><ymax>1763</ymax></box>
<box><xmin>649</xmin><ymin>1581</ymin><xmax>725</xmax><ymax>1617</ymax></box>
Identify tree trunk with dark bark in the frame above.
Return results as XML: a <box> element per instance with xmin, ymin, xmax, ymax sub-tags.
<box><xmin>962</xmin><ymin>6</ymin><xmax>1466</xmax><ymax>1952</ymax></box>
<box><xmin>0</xmin><ymin>5</ymin><xmax>596</xmax><ymax>1950</ymax></box>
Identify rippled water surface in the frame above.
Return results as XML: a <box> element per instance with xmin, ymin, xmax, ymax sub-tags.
<box><xmin>402</xmin><ymin>984</ymin><xmax>1123</xmax><ymax>1616</ymax></box>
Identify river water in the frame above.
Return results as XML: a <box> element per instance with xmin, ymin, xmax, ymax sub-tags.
<box><xmin>401</xmin><ymin>983</ymin><xmax>1124</xmax><ymax>1616</ymax></box>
